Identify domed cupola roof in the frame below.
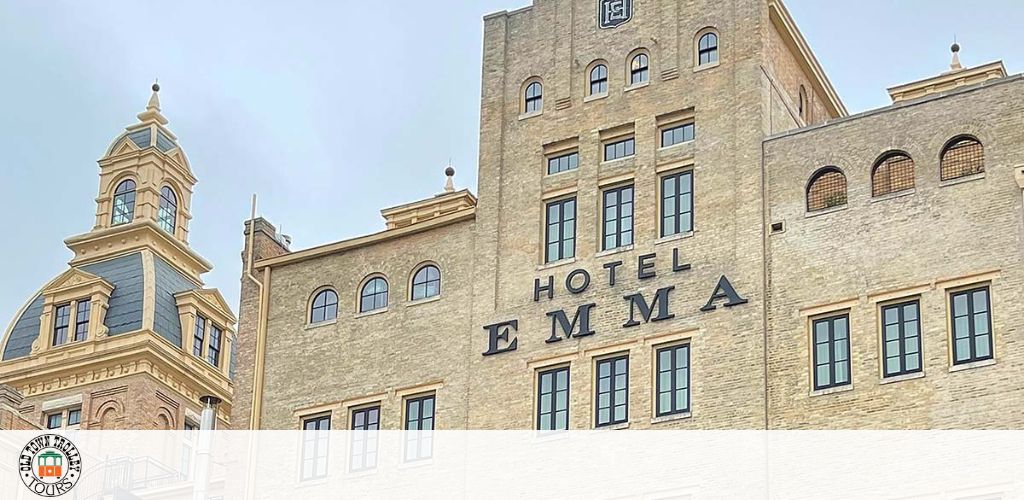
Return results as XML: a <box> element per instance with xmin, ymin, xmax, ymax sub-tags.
<box><xmin>103</xmin><ymin>83</ymin><xmax>188</xmax><ymax>168</ymax></box>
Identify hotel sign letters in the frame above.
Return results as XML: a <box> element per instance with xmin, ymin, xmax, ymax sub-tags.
<box><xmin>598</xmin><ymin>0</ymin><xmax>632</xmax><ymax>29</ymax></box>
<box><xmin>483</xmin><ymin>248</ymin><xmax>748</xmax><ymax>356</ymax></box>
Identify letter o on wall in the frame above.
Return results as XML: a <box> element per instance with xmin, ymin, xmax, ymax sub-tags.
<box><xmin>565</xmin><ymin>269</ymin><xmax>591</xmax><ymax>294</ymax></box>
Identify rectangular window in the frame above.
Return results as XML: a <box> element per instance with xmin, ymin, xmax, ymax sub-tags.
<box><xmin>547</xmin><ymin>151</ymin><xmax>579</xmax><ymax>175</ymax></box>
<box><xmin>661</xmin><ymin>122</ymin><xmax>695</xmax><ymax>148</ymax></box>
<box><xmin>350</xmin><ymin>405</ymin><xmax>380</xmax><ymax>472</ymax></box>
<box><xmin>52</xmin><ymin>304</ymin><xmax>71</xmax><ymax>346</ymax></box>
<box><xmin>595</xmin><ymin>355</ymin><xmax>629</xmax><ymax>427</ymax></box>
<box><xmin>812</xmin><ymin>315</ymin><xmax>851</xmax><ymax>390</ymax></box>
<box><xmin>603</xmin><ymin>137</ymin><xmax>635</xmax><ymax>162</ymax></box>
<box><xmin>656</xmin><ymin>344</ymin><xmax>690</xmax><ymax>417</ymax></box>
<box><xmin>301</xmin><ymin>415</ymin><xmax>331</xmax><ymax>480</ymax></box>
<box><xmin>602</xmin><ymin>185</ymin><xmax>634</xmax><ymax>251</ymax></box>
<box><xmin>193</xmin><ymin>316</ymin><xmax>206</xmax><ymax>358</ymax></box>
<box><xmin>181</xmin><ymin>420</ymin><xmax>198</xmax><ymax>478</ymax></box>
<box><xmin>67</xmin><ymin>408</ymin><xmax>81</xmax><ymax>427</ymax></box>
<box><xmin>951</xmin><ymin>287</ymin><xmax>993</xmax><ymax>365</ymax></box>
<box><xmin>537</xmin><ymin>366</ymin><xmax>569</xmax><ymax>432</ymax></box>
<box><xmin>404</xmin><ymin>394</ymin><xmax>435</xmax><ymax>462</ymax></box>
<box><xmin>881</xmin><ymin>301</ymin><xmax>922</xmax><ymax>377</ymax></box>
<box><xmin>545</xmin><ymin>198</ymin><xmax>576</xmax><ymax>263</ymax></box>
<box><xmin>661</xmin><ymin>171</ymin><xmax>694</xmax><ymax>237</ymax></box>
<box><xmin>46</xmin><ymin>413</ymin><xmax>62</xmax><ymax>429</ymax></box>
<box><xmin>207</xmin><ymin>325</ymin><xmax>222</xmax><ymax>368</ymax></box>
<box><xmin>74</xmin><ymin>301</ymin><xmax>90</xmax><ymax>342</ymax></box>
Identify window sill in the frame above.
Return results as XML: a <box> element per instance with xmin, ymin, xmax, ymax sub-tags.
<box><xmin>651</xmin><ymin>412</ymin><xmax>691</xmax><ymax>425</ymax></box>
<box><xmin>810</xmin><ymin>384</ymin><xmax>853</xmax><ymax>397</ymax></box>
<box><xmin>694</xmin><ymin>61</ymin><xmax>720</xmax><ymax>73</ymax></box>
<box><xmin>354</xmin><ymin>308</ymin><xmax>388</xmax><ymax>319</ymax></box>
<box><xmin>624</xmin><ymin>81</ymin><xmax>649</xmax><ymax>93</ymax></box>
<box><xmin>655</xmin><ymin>231</ymin><xmax>694</xmax><ymax>246</ymax></box>
<box><xmin>870</xmin><ymin>188</ymin><xmax>915</xmax><ymax>203</ymax></box>
<box><xmin>880</xmin><ymin>371</ymin><xmax>925</xmax><ymax>385</ymax></box>
<box><xmin>537</xmin><ymin>258</ymin><xmax>576</xmax><ymax>272</ymax></box>
<box><xmin>596</xmin><ymin>421</ymin><xmax>630</xmax><ymax>430</ymax></box>
<box><xmin>805</xmin><ymin>204</ymin><xmax>848</xmax><ymax>218</ymax></box>
<box><xmin>398</xmin><ymin>457</ymin><xmax>434</xmax><ymax>470</ymax></box>
<box><xmin>596</xmin><ymin>245</ymin><xmax>634</xmax><ymax>258</ymax></box>
<box><xmin>544</xmin><ymin>167</ymin><xmax>579</xmax><ymax>179</ymax></box>
<box><xmin>304</xmin><ymin>319</ymin><xmax>337</xmax><ymax>331</ymax></box>
<box><xmin>657</xmin><ymin>139</ymin><xmax>695</xmax><ymax>152</ymax></box>
<box><xmin>949</xmin><ymin>358</ymin><xmax>996</xmax><ymax>373</ymax></box>
<box><xmin>407</xmin><ymin>296</ymin><xmax>441</xmax><ymax>308</ymax></box>
<box><xmin>532</xmin><ymin>430</ymin><xmax>571</xmax><ymax>443</ymax></box>
<box><xmin>518</xmin><ymin>111</ymin><xmax>543</xmax><ymax>121</ymax></box>
<box><xmin>600</xmin><ymin>155</ymin><xmax>636</xmax><ymax>166</ymax></box>
<box><xmin>584</xmin><ymin>92</ymin><xmax>608</xmax><ymax>103</ymax></box>
<box><xmin>346</xmin><ymin>467</ymin><xmax>378</xmax><ymax>479</ymax></box>
<box><xmin>940</xmin><ymin>172</ymin><xmax>986</xmax><ymax>187</ymax></box>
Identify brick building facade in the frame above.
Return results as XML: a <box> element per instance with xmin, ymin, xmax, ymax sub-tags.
<box><xmin>233</xmin><ymin>0</ymin><xmax>1024</xmax><ymax>432</ymax></box>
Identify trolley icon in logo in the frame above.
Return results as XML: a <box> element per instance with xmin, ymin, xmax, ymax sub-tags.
<box><xmin>19</xmin><ymin>434</ymin><xmax>82</xmax><ymax>497</ymax></box>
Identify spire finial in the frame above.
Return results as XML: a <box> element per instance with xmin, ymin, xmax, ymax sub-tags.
<box><xmin>950</xmin><ymin>38</ymin><xmax>963</xmax><ymax>71</ymax></box>
<box><xmin>444</xmin><ymin>161</ymin><xmax>455</xmax><ymax>193</ymax></box>
<box><xmin>137</xmin><ymin>80</ymin><xmax>169</xmax><ymax>125</ymax></box>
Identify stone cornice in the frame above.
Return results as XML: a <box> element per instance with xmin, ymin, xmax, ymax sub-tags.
<box><xmin>64</xmin><ymin>220</ymin><xmax>212</xmax><ymax>280</ymax></box>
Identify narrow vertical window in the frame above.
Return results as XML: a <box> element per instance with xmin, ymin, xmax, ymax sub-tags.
<box><xmin>881</xmin><ymin>301</ymin><xmax>922</xmax><ymax>377</ymax></box>
<box><xmin>73</xmin><ymin>301</ymin><xmax>90</xmax><ymax>342</ymax></box>
<box><xmin>545</xmin><ymin>198</ymin><xmax>576</xmax><ymax>263</ymax></box>
<box><xmin>589</xmin><ymin>64</ymin><xmax>608</xmax><ymax>95</ymax></box>
<box><xmin>812</xmin><ymin>315</ymin><xmax>851</xmax><ymax>390</ymax></box>
<box><xmin>404</xmin><ymin>394</ymin><xmax>435</xmax><ymax>461</ymax></box>
<box><xmin>698</xmin><ymin>32</ymin><xmax>719</xmax><ymax>66</ymax></box>
<box><xmin>602</xmin><ymin>184</ymin><xmax>634</xmax><ymax>251</ymax></box>
<box><xmin>537</xmin><ymin>366</ymin><xmax>569</xmax><ymax>432</ymax></box>
<box><xmin>193</xmin><ymin>316</ymin><xmax>206</xmax><ymax>358</ymax></box>
<box><xmin>350</xmin><ymin>405</ymin><xmax>380</xmax><ymax>472</ymax></box>
<box><xmin>595</xmin><ymin>355</ymin><xmax>629</xmax><ymax>427</ymax></box>
<box><xmin>630</xmin><ymin>53</ymin><xmax>649</xmax><ymax>85</ymax></box>
<box><xmin>524</xmin><ymin>81</ymin><xmax>543</xmax><ymax>113</ymax></box>
<box><xmin>950</xmin><ymin>287</ymin><xmax>993</xmax><ymax>365</ymax></box>
<box><xmin>301</xmin><ymin>415</ymin><xmax>331</xmax><ymax>480</ymax></box>
<box><xmin>111</xmin><ymin>179</ymin><xmax>137</xmax><ymax>226</ymax></box>
<box><xmin>67</xmin><ymin>408</ymin><xmax>81</xmax><ymax>428</ymax></box>
<box><xmin>660</xmin><ymin>170</ymin><xmax>694</xmax><ymax>237</ymax></box>
<box><xmin>158</xmin><ymin>186</ymin><xmax>178</xmax><ymax>234</ymax></box>
<box><xmin>656</xmin><ymin>344</ymin><xmax>690</xmax><ymax>417</ymax></box>
<box><xmin>52</xmin><ymin>304</ymin><xmax>71</xmax><ymax>347</ymax></box>
<box><xmin>207</xmin><ymin>325</ymin><xmax>222</xmax><ymax>368</ymax></box>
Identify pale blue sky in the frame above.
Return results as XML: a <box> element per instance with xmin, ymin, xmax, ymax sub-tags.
<box><xmin>0</xmin><ymin>1</ymin><xmax>1021</xmax><ymax>327</ymax></box>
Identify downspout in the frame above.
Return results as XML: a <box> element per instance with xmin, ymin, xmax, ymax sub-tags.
<box><xmin>760</xmin><ymin>139</ymin><xmax>770</xmax><ymax>431</ymax></box>
<box><xmin>244</xmin><ymin>194</ymin><xmax>265</xmax><ymax>429</ymax></box>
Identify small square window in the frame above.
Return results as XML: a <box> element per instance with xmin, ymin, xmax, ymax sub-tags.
<box><xmin>46</xmin><ymin>413</ymin><xmax>62</xmax><ymax>429</ymax></box>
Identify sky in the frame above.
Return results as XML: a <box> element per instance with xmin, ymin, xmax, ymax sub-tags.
<box><xmin>0</xmin><ymin>1</ymin><xmax>1021</xmax><ymax>330</ymax></box>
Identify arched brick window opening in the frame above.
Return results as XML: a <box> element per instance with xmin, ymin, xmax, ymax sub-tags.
<box><xmin>872</xmin><ymin>152</ymin><xmax>915</xmax><ymax>197</ymax></box>
<box><xmin>806</xmin><ymin>167</ymin><xmax>848</xmax><ymax>212</ymax></box>
<box><xmin>940</xmin><ymin>136</ymin><xmax>984</xmax><ymax>181</ymax></box>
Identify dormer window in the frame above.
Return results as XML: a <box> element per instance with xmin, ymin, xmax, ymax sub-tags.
<box><xmin>207</xmin><ymin>325</ymin><xmax>222</xmax><ymax>368</ymax></box>
<box><xmin>158</xmin><ymin>186</ymin><xmax>178</xmax><ymax>234</ymax></box>
<box><xmin>52</xmin><ymin>304</ymin><xmax>71</xmax><ymax>347</ymax></box>
<box><xmin>52</xmin><ymin>298</ymin><xmax>91</xmax><ymax>347</ymax></box>
<box><xmin>193</xmin><ymin>316</ymin><xmax>206</xmax><ymax>358</ymax></box>
<box><xmin>111</xmin><ymin>179</ymin><xmax>137</xmax><ymax>226</ymax></box>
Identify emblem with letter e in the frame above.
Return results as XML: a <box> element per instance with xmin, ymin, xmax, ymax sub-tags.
<box><xmin>598</xmin><ymin>0</ymin><xmax>632</xmax><ymax>29</ymax></box>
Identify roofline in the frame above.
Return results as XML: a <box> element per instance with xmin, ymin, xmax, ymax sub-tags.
<box><xmin>767</xmin><ymin>0</ymin><xmax>847</xmax><ymax>117</ymax></box>
<box><xmin>887</xmin><ymin>61</ymin><xmax>1007</xmax><ymax>94</ymax></box>
<box><xmin>483</xmin><ymin>3</ymin><xmax>533</xmax><ymax>22</ymax></box>
<box><xmin>257</xmin><ymin>207</ymin><xmax>476</xmax><ymax>269</ymax></box>
<box><xmin>764</xmin><ymin>74</ymin><xmax>1024</xmax><ymax>143</ymax></box>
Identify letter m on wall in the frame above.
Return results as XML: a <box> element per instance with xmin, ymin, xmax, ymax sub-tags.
<box><xmin>622</xmin><ymin>286</ymin><xmax>675</xmax><ymax>328</ymax></box>
<box><xmin>546</xmin><ymin>303</ymin><xmax>597</xmax><ymax>343</ymax></box>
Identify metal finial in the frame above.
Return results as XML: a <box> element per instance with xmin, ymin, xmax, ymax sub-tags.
<box><xmin>444</xmin><ymin>162</ymin><xmax>455</xmax><ymax>193</ymax></box>
<box><xmin>152</xmin><ymin>79</ymin><xmax>160</xmax><ymax>92</ymax></box>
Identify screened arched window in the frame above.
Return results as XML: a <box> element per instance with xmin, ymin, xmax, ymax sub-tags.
<box><xmin>630</xmin><ymin>53</ymin><xmax>649</xmax><ymax>85</ymax></box>
<box><xmin>411</xmin><ymin>265</ymin><xmax>441</xmax><ymax>300</ymax></box>
<box><xmin>872</xmin><ymin>152</ymin><xmax>915</xmax><ymax>197</ymax></box>
<box><xmin>806</xmin><ymin>167</ymin><xmax>848</xmax><ymax>212</ymax></box>
<box><xmin>940</xmin><ymin>136</ymin><xmax>984</xmax><ymax>181</ymax></box>
<box><xmin>359</xmin><ymin>277</ymin><xmax>389</xmax><ymax>313</ymax></box>
<box><xmin>310</xmin><ymin>289</ymin><xmax>338</xmax><ymax>324</ymax></box>
<box><xmin>111</xmin><ymin>179</ymin><xmax>137</xmax><ymax>226</ymax></box>
<box><xmin>589</xmin><ymin>64</ymin><xmax>608</xmax><ymax>96</ymax></box>
<box><xmin>698</xmin><ymin>32</ymin><xmax>719</xmax><ymax>66</ymax></box>
<box><xmin>157</xmin><ymin>186</ymin><xmax>178</xmax><ymax>233</ymax></box>
<box><xmin>524</xmin><ymin>81</ymin><xmax>543</xmax><ymax>113</ymax></box>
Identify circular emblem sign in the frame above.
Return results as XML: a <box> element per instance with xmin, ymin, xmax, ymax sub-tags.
<box><xmin>19</xmin><ymin>434</ymin><xmax>82</xmax><ymax>497</ymax></box>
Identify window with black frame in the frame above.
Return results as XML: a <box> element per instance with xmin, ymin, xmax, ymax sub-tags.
<box><xmin>404</xmin><ymin>394</ymin><xmax>435</xmax><ymax>462</ymax></box>
<box><xmin>111</xmin><ymin>179</ymin><xmax>137</xmax><ymax>226</ymax></box>
<box><xmin>812</xmin><ymin>314</ymin><xmax>851</xmax><ymax>390</ymax></box>
<box><xmin>350</xmin><ymin>405</ymin><xmax>380</xmax><ymax>472</ymax></box>
<box><xmin>74</xmin><ymin>301</ymin><xmax>90</xmax><ymax>342</ymax></box>
<box><xmin>537</xmin><ymin>366</ymin><xmax>569</xmax><ymax>432</ymax></box>
<box><xmin>602</xmin><ymin>184</ymin><xmax>634</xmax><ymax>251</ymax></box>
<box><xmin>547</xmin><ymin>151</ymin><xmax>578</xmax><ymax>175</ymax></box>
<box><xmin>590</xmin><ymin>64</ymin><xmax>608</xmax><ymax>95</ymax></box>
<box><xmin>604</xmin><ymin>137</ymin><xmax>635</xmax><ymax>161</ymax></box>
<box><xmin>157</xmin><ymin>186</ymin><xmax>177</xmax><ymax>233</ymax></box>
<box><xmin>52</xmin><ymin>304</ymin><xmax>71</xmax><ymax>346</ymax></box>
<box><xmin>411</xmin><ymin>265</ymin><xmax>441</xmax><ymax>300</ymax></box>
<box><xmin>545</xmin><ymin>198</ymin><xmax>576</xmax><ymax>263</ymax></box>
<box><xmin>193</xmin><ymin>316</ymin><xmax>206</xmax><ymax>358</ymax></box>
<box><xmin>660</xmin><ymin>170</ymin><xmax>694</xmax><ymax>237</ymax></box>
<box><xmin>881</xmin><ymin>301</ymin><xmax>922</xmax><ymax>377</ymax></box>
<box><xmin>698</xmin><ymin>32</ymin><xmax>719</xmax><ymax>66</ymax></box>
<box><xmin>630</xmin><ymin>53</ymin><xmax>649</xmax><ymax>85</ymax></box>
<box><xmin>359</xmin><ymin>277</ymin><xmax>389</xmax><ymax>313</ymax></box>
<box><xmin>656</xmin><ymin>344</ymin><xmax>690</xmax><ymax>417</ymax></box>
<box><xmin>524</xmin><ymin>81</ymin><xmax>543</xmax><ymax>113</ymax></box>
<box><xmin>661</xmin><ymin>122</ymin><xmax>695</xmax><ymax>148</ymax></box>
<box><xmin>950</xmin><ymin>287</ymin><xmax>993</xmax><ymax>365</ymax></box>
<box><xmin>207</xmin><ymin>325</ymin><xmax>222</xmax><ymax>368</ymax></box>
<box><xmin>301</xmin><ymin>415</ymin><xmax>331</xmax><ymax>480</ymax></box>
<box><xmin>595</xmin><ymin>355</ymin><xmax>628</xmax><ymax>427</ymax></box>
<box><xmin>310</xmin><ymin>289</ymin><xmax>339</xmax><ymax>324</ymax></box>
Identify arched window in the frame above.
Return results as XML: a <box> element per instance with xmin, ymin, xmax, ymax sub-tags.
<box><xmin>111</xmin><ymin>179</ymin><xmax>137</xmax><ymax>226</ymax></box>
<box><xmin>310</xmin><ymin>289</ymin><xmax>338</xmax><ymax>324</ymax></box>
<box><xmin>524</xmin><ymin>81</ymin><xmax>543</xmax><ymax>114</ymax></box>
<box><xmin>359</xmin><ymin>277</ymin><xmax>389</xmax><ymax>313</ymax></box>
<box><xmin>940</xmin><ymin>136</ymin><xmax>984</xmax><ymax>181</ymax></box>
<box><xmin>630</xmin><ymin>53</ymin><xmax>649</xmax><ymax>85</ymax></box>
<box><xmin>806</xmin><ymin>167</ymin><xmax>847</xmax><ymax>212</ymax></box>
<box><xmin>411</xmin><ymin>265</ymin><xmax>441</xmax><ymax>300</ymax></box>
<box><xmin>698</xmin><ymin>32</ymin><xmax>719</xmax><ymax>66</ymax></box>
<box><xmin>872</xmin><ymin>152</ymin><xmax>915</xmax><ymax>197</ymax></box>
<box><xmin>589</xmin><ymin>64</ymin><xmax>608</xmax><ymax>96</ymax></box>
<box><xmin>157</xmin><ymin>186</ymin><xmax>177</xmax><ymax>233</ymax></box>
<box><xmin>798</xmin><ymin>85</ymin><xmax>808</xmax><ymax>120</ymax></box>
